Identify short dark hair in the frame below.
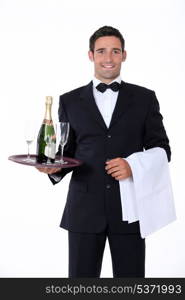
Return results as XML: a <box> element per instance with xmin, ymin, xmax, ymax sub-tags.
<box><xmin>89</xmin><ymin>25</ymin><xmax>125</xmax><ymax>52</ymax></box>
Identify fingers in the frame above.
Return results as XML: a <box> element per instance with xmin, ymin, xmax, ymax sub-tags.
<box><xmin>109</xmin><ymin>170</ymin><xmax>126</xmax><ymax>179</ymax></box>
<box><xmin>105</xmin><ymin>158</ymin><xmax>126</xmax><ymax>171</ymax></box>
<box><xmin>106</xmin><ymin>166</ymin><xmax>121</xmax><ymax>174</ymax></box>
<box><xmin>109</xmin><ymin>170</ymin><xmax>123</xmax><ymax>177</ymax></box>
<box><xmin>47</xmin><ymin>168</ymin><xmax>61</xmax><ymax>174</ymax></box>
<box><xmin>105</xmin><ymin>157</ymin><xmax>132</xmax><ymax>180</ymax></box>
<box><xmin>114</xmin><ymin>174</ymin><xmax>126</xmax><ymax>180</ymax></box>
<box><xmin>36</xmin><ymin>167</ymin><xmax>62</xmax><ymax>174</ymax></box>
<box><xmin>111</xmin><ymin>170</ymin><xmax>129</xmax><ymax>181</ymax></box>
<box><xmin>105</xmin><ymin>157</ymin><xmax>121</xmax><ymax>165</ymax></box>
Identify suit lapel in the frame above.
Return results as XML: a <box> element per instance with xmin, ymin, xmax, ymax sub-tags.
<box><xmin>109</xmin><ymin>81</ymin><xmax>134</xmax><ymax>129</ymax></box>
<box><xmin>80</xmin><ymin>80</ymin><xmax>134</xmax><ymax>131</ymax></box>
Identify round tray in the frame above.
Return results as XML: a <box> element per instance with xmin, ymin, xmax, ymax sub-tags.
<box><xmin>8</xmin><ymin>154</ymin><xmax>83</xmax><ymax>168</ymax></box>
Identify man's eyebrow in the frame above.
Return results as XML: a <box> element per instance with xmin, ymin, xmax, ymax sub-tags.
<box><xmin>95</xmin><ymin>48</ymin><xmax>105</xmax><ymax>51</ymax></box>
<box><xmin>95</xmin><ymin>48</ymin><xmax>122</xmax><ymax>52</ymax></box>
<box><xmin>112</xmin><ymin>48</ymin><xmax>122</xmax><ymax>51</ymax></box>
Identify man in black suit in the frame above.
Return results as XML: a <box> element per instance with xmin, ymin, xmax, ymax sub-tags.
<box><xmin>38</xmin><ymin>26</ymin><xmax>171</xmax><ymax>278</ymax></box>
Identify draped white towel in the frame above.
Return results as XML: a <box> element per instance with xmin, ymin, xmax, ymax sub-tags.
<box><xmin>119</xmin><ymin>147</ymin><xmax>176</xmax><ymax>238</ymax></box>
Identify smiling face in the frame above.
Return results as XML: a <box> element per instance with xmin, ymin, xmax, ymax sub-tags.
<box><xmin>88</xmin><ymin>36</ymin><xmax>126</xmax><ymax>84</ymax></box>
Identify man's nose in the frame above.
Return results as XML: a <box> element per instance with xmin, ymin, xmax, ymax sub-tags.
<box><xmin>104</xmin><ymin>52</ymin><xmax>113</xmax><ymax>62</ymax></box>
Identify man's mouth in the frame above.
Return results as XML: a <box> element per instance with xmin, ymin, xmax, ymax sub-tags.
<box><xmin>101</xmin><ymin>64</ymin><xmax>115</xmax><ymax>69</ymax></box>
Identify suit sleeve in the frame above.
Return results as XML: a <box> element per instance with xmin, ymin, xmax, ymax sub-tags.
<box><xmin>143</xmin><ymin>91</ymin><xmax>171</xmax><ymax>162</ymax></box>
<box><xmin>48</xmin><ymin>95</ymin><xmax>77</xmax><ymax>185</ymax></box>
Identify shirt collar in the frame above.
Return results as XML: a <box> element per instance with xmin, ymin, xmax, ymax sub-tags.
<box><xmin>93</xmin><ymin>75</ymin><xmax>122</xmax><ymax>88</ymax></box>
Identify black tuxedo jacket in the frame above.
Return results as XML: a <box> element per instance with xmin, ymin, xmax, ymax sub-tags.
<box><xmin>50</xmin><ymin>80</ymin><xmax>171</xmax><ymax>234</ymax></box>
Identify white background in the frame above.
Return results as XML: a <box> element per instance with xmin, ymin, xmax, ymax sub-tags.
<box><xmin>0</xmin><ymin>0</ymin><xmax>185</xmax><ymax>277</ymax></box>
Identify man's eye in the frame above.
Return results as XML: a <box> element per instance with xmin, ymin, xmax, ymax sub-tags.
<box><xmin>97</xmin><ymin>50</ymin><xmax>104</xmax><ymax>54</ymax></box>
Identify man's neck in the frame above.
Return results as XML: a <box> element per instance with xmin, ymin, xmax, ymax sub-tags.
<box><xmin>93</xmin><ymin>75</ymin><xmax>121</xmax><ymax>85</ymax></box>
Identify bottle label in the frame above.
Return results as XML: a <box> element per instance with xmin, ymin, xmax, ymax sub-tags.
<box><xmin>44</xmin><ymin>143</ymin><xmax>56</xmax><ymax>159</ymax></box>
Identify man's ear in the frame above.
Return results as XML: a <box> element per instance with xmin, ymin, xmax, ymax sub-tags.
<box><xmin>122</xmin><ymin>50</ymin><xmax>127</xmax><ymax>62</ymax></box>
<box><xmin>88</xmin><ymin>50</ymin><xmax>94</xmax><ymax>62</ymax></box>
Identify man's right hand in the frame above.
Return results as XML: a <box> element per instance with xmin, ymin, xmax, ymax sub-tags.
<box><xmin>36</xmin><ymin>167</ymin><xmax>62</xmax><ymax>175</ymax></box>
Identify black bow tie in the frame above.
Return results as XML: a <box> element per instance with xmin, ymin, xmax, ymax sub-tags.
<box><xmin>96</xmin><ymin>81</ymin><xmax>121</xmax><ymax>93</ymax></box>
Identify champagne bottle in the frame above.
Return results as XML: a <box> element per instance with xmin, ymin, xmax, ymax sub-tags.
<box><xmin>36</xmin><ymin>96</ymin><xmax>56</xmax><ymax>163</ymax></box>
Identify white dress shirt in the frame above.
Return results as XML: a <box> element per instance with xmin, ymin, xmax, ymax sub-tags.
<box><xmin>92</xmin><ymin>75</ymin><xmax>122</xmax><ymax>128</ymax></box>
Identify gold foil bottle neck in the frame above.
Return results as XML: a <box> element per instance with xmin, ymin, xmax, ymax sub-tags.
<box><xmin>45</xmin><ymin>96</ymin><xmax>53</xmax><ymax>105</ymax></box>
<box><xmin>44</xmin><ymin>96</ymin><xmax>53</xmax><ymax>121</ymax></box>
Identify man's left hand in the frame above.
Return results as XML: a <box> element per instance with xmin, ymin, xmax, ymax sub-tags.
<box><xmin>105</xmin><ymin>157</ymin><xmax>132</xmax><ymax>180</ymax></box>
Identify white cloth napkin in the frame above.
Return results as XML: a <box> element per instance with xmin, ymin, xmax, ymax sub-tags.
<box><xmin>119</xmin><ymin>147</ymin><xmax>176</xmax><ymax>238</ymax></box>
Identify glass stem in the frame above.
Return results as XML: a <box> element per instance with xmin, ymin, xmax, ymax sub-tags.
<box><xmin>60</xmin><ymin>144</ymin><xmax>64</xmax><ymax>163</ymax></box>
<box><xmin>47</xmin><ymin>143</ymin><xmax>52</xmax><ymax>164</ymax></box>
<box><xmin>27</xmin><ymin>144</ymin><xmax>30</xmax><ymax>159</ymax></box>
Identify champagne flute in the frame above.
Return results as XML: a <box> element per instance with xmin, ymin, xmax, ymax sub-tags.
<box><xmin>56</xmin><ymin>122</ymin><xmax>70</xmax><ymax>164</ymax></box>
<box><xmin>24</xmin><ymin>120</ymin><xmax>36</xmax><ymax>162</ymax></box>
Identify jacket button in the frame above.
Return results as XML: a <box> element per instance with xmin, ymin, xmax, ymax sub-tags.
<box><xmin>106</xmin><ymin>184</ymin><xmax>111</xmax><ymax>189</ymax></box>
<box><xmin>107</xmin><ymin>134</ymin><xmax>111</xmax><ymax>138</ymax></box>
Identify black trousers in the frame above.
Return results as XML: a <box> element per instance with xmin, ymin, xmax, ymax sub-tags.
<box><xmin>68</xmin><ymin>227</ymin><xmax>145</xmax><ymax>278</ymax></box>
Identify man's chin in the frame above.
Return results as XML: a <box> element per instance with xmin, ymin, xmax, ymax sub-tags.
<box><xmin>98</xmin><ymin>72</ymin><xmax>119</xmax><ymax>80</ymax></box>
